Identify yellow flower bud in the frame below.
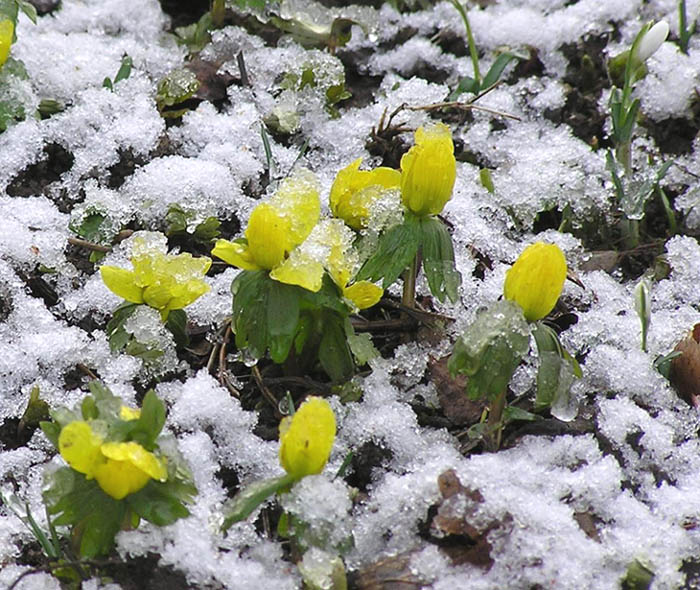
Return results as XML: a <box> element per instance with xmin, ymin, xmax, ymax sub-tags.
<box><xmin>503</xmin><ymin>242</ymin><xmax>567</xmax><ymax>322</ymax></box>
<box><xmin>400</xmin><ymin>123</ymin><xmax>456</xmax><ymax>217</ymax></box>
<box><xmin>330</xmin><ymin>158</ymin><xmax>401</xmax><ymax>230</ymax></box>
<box><xmin>0</xmin><ymin>20</ymin><xmax>13</xmax><ymax>68</ymax></box>
<box><xmin>279</xmin><ymin>397</ymin><xmax>336</xmax><ymax>480</ymax></box>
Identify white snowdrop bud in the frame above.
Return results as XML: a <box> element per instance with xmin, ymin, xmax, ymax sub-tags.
<box><xmin>635</xmin><ymin>21</ymin><xmax>669</xmax><ymax>63</ymax></box>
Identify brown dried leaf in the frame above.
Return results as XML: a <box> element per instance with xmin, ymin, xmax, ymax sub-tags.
<box><xmin>670</xmin><ymin>326</ymin><xmax>700</xmax><ymax>407</ymax></box>
<box><xmin>429</xmin><ymin>356</ymin><xmax>486</xmax><ymax>426</ymax></box>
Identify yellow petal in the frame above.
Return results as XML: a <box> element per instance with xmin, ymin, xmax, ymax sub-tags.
<box><xmin>271</xmin><ymin>169</ymin><xmax>321</xmax><ymax>245</ymax></box>
<box><xmin>119</xmin><ymin>406</ymin><xmax>141</xmax><ymax>421</ymax></box>
<box><xmin>503</xmin><ymin>242</ymin><xmax>567</xmax><ymax>322</ymax></box>
<box><xmin>400</xmin><ymin>123</ymin><xmax>456</xmax><ymax>217</ymax></box>
<box><xmin>211</xmin><ymin>239</ymin><xmax>261</xmax><ymax>271</ymax></box>
<box><xmin>167</xmin><ymin>279</ymin><xmax>210</xmax><ymax>310</ymax></box>
<box><xmin>58</xmin><ymin>421</ymin><xmax>105</xmax><ymax>476</ymax></box>
<box><xmin>246</xmin><ymin>203</ymin><xmax>294</xmax><ymax>270</ymax></box>
<box><xmin>270</xmin><ymin>253</ymin><xmax>324</xmax><ymax>292</ymax></box>
<box><xmin>0</xmin><ymin>20</ymin><xmax>13</xmax><ymax>68</ymax></box>
<box><xmin>142</xmin><ymin>284</ymin><xmax>173</xmax><ymax>311</ymax></box>
<box><xmin>100</xmin><ymin>441</ymin><xmax>167</xmax><ymax>482</ymax></box>
<box><xmin>279</xmin><ymin>397</ymin><xmax>336</xmax><ymax>479</ymax></box>
<box><xmin>99</xmin><ymin>266</ymin><xmax>144</xmax><ymax>303</ymax></box>
<box><xmin>343</xmin><ymin>281</ymin><xmax>383</xmax><ymax>310</ymax></box>
<box><xmin>93</xmin><ymin>458</ymin><xmax>152</xmax><ymax>500</ymax></box>
<box><xmin>330</xmin><ymin>159</ymin><xmax>400</xmax><ymax>230</ymax></box>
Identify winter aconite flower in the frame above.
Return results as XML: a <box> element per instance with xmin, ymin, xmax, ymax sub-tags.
<box><xmin>58</xmin><ymin>421</ymin><xmax>167</xmax><ymax>500</ymax></box>
<box><xmin>213</xmin><ymin>170</ymin><xmax>323</xmax><ymax>292</ymax></box>
<box><xmin>400</xmin><ymin>123</ymin><xmax>456</xmax><ymax>217</ymax></box>
<box><xmin>503</xmin><ymin>242</ymin><xmax>567</xmax><ymax>322</ymax></box>
<box><xmin>0</xmin><ymin>20</ymin><xmax>13</xmax><ymax>67</ymax></box>
<box><xmin>330</xmin><ymin>158</ymin><xmax>401</xmax><ymax>230</ymax></box>
<box><xmin>279</xmin><ymin>397</ymin><xmax>336</xmax><ymax>480</ymax></box>
<box><xmin>100</xmin><ymin>234</ymin><xmax>211</xmax><ymax>321</ymax></box>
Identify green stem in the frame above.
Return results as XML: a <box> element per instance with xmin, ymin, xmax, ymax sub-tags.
<box><xmin>655</xmin><ymin>184</ymin><xmax>677</xmax><ymax>235</ymax></box>
<box><xmin>679</xmin><ymin>0</ymin><xmax>690</xmax><ymax>54</ymax></box>
<box><xmin>485</xmin><ymin>390</ymin><xmax>506</xmax><ymax>452</ymax></box>
<box><xmin>450</xmin><ymin>0</ymin><xmax>481</xmax><ymax>85</ymax></box>
<box><xmin>402</xmin><ymin>254</ymin><xmax>418</xmax><ymax>310</ymax></box>
<box><xmin>211</xmin><ymin>0</ymin><xmax>225</xmax><ymax>29</ymax></box>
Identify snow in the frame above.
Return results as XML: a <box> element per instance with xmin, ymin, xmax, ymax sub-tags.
<box><xmin>2</xmin><ymin>0</ymin><xmax>700</xmax><ymax>588</ymax></box>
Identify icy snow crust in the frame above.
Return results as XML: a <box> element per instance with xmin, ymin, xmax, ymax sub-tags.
<box><xmin>1</xmin><ymin>0</ymin><xmax>700</xmax><ymax>588</ymax></box>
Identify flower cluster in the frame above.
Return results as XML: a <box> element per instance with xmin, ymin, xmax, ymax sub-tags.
<box><xmin>41</xmin><ymin>383</ymin><xmax>196</xmax><ymax>557</ymax></box>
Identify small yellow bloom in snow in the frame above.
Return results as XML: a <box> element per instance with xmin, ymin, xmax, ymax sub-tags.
<box><xmin>213</xmin><ymin>170</ymin><xmax>324</xmax><ymax>292</ymax></box>
<box><xmin>0</xmin><ymin>20</ymin><xmax>13</xmax><ymax>68</ymax></box>
<box><xmin>100</xmin><ymin>240</ymin><xmax>211</xmax><ymax>321</ymax></box>
<box><xmin>330</xmin><ymin>158</ymin><xmax>401</xmax><ymax>230</ymax></box>
<box><xmin>119</xmin><ymin>405</ymin><xmax>141</xmax><ymax>421</ymax></box>
<box><xmin>58</xmin><ymin>421</ymin><xmax>167</xmax><ymax>500</ymax></box>
<box><xmin>279</xmin><ymin>397</ymin><xmax>336</xmax><ymax>480</ymax></box>
<box><xmin>400</xmin><ymin>123</ymin><xmax>456</xmax><ymax>217</ymax></box>
<box><xmin>503</xmin><ymin>242</ymin><xmax>567</xmax><ymax>322</ymax></box>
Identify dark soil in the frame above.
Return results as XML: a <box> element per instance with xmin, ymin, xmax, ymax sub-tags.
<box><xmin>6</xmin><ymin>143</ymin><xmax>74</xmax><ymax>198</ymax></box>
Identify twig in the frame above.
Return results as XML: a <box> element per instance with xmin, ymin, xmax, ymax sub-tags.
<box><xmin>251</xmin><ymin>365</ymin><xmax>280</xmax><ymax>414</ymax></box>
<box><xmin>351</xmin><ymin>317</ymin><xmax>419</xmax><ymax>333</ymax></box>
<box><xmin>66</xmin><ymin>237</ymin><xmax>111</xmax><ymax>253</ymax></box>
<box><xmin>218</xmin><ymin>323</ymin><xmax>240</xmax><ymax>398</ymax></box>
<box><xmin>76</xmin><ymin>363</ymin><xmax>98</xmax><ymax>380</ymax></box>
<box><xmin>263</xmin><ymin>376</ymin><xmax>333</xmax><ymax>395</ymax></box>
<box><xmin>236</xmin><ymin>51</ymin><xmax>250</xmax><ymax>87</ymax></box>
<box><xmin>378</xmin><ymin>299</ymin><xmax>453</xmax><ymax>325</ymax></box>
<box><xmin>405</xmin><ymin>101</ymin><xmax>521</xmax><ymax>121</ymax></box>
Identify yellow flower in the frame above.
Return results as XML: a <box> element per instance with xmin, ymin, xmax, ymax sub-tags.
<box><xmin>119</xmin><ymin>405</ymin><xmax>141</xmax><ymax>421</ymax></box>
<box><xmin>58</xmin><ymin>421</ymin><xmax>167</xmax><ymax>500</ymax></box>
<box><xmin>100</xmin><ymin>239</ymin><xmax>211</xmax><ymax>321</ymax></box>
<box><xmin>503</xmin><ymin>242</ymin><xmax>567</xmax><ymax>322</ymax></box>
<box><xmin>400</xmin><ymin>123</ymin><xmax>456</xmax><ymax>217</ymax></box>
<box><xmin>329</xmin><ymin>158</ymin><xmax>401</xmax><ymax>230</ymax></box>
<box><xmin>0</xmin><ymin>20</ymin><xmax>13</xmax><ymax>68</ymax></box>
<box><xmin>321</xmin><ymin>219</ymin><xmax>383</xmax><ymax>309</ymax></box>
<box><xmin>279</xmin><ymin>397</ymin><xmax>336</xmax><ymax>480</ymax></box>
<box><xmin>212</xmin><ymin>170</ymin><xmax>323</xmax><ymax>292</ymax></box>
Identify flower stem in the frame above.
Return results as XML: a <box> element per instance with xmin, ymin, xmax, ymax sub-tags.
<box><xmin>402</xmin><ymin>254</ymin><xmax>418</xmax><ymax>310</ymax></box>
<box><xmin>211</xmin><ymin>0</ymin><xmax>225</xmax><ymax>29</ymax></box>
<box><xmin>485</xmin><ymin>390</ymin><xmax>506</xmax><ymax>452</ymax></box>
<box><xmin>450</xmin><ymin>0</ymin><xmax>481</xmax><ymax>86</ymax></box>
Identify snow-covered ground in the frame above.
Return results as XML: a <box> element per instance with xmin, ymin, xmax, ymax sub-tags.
<box><xmin>2</xmin><ymin>0</ymin><xmax>700</xmax><ymax>588</ymax></box>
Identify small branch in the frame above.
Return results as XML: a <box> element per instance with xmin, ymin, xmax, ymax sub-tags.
<box><xmin>251</xmin><ymin>365</ymin><xmax>280</xmax><ymax>414</ymax></box>
<box><xmin>66</xmin><ymin>237</ymin><xmax>111</xmax><ymax>253</ymax></box>
<box><xmin>263</xmin><ymin>376</ymin><xmax>333</xmax><ymax>395</ymax></box>
<box><xmin>236</xmin><ymin>51</ymin><xmax>250</xmax><ymax>87</ymax></box>
<box><xmin>76</xmin><ymin>363</ymin><xmax>98</xmax><ymax>380</ymax></box>
<box><xmin>405</xmin><ymin>101</ymin><xmax>521</xmax><ymax>121</ymax></box>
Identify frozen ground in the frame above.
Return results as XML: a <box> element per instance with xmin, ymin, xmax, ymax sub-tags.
<box><xmin>1</xmin><ymin>0</ymin><xmax>700</xmax><ymax>588</ymax></box>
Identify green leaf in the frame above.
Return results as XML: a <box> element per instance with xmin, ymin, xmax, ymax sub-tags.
<box><xmin>156</xmin><ymin>68</ymin><xmax>200</xmax><ymax>112</ymax></box>
<box><xmin>503</xmin><ymin>406</ymin><xmax>538</xmax><ymax>423</ymax></box>
<box><xmin>81</xmin><ymin>396</ymin><xmax>98</xmax><ymax>420</ymax></box>
<box><xmin>106</xmin><ymin>302</ymin><xmax>139</xmax><ymax>352</ymax></box>
<box><xmin>19</xmin><ymin>384</ymin><xmax>49</xmax><ymax>430</ymax></box>
<box><xmin>125</xmin><ymin>340</ymin><xmax>164</xmax><ymax>361</ymax></box>
<box><xmin>448</xmin><ymin>300</ymin><xmax>530</xmax><ymax>401</ymax></box>
<box><xmin>448</xmin><ymin>76</ymin><xmax>480</xmax><ymax>100</ymax></box>
<box><xmin>532</xmin><ymin>323</ymin><xmax>577</xmax><ymax>412</ymax></box>
<box><xmin>420</xmin><ymin>217</ymin><xmax>461</xmax><ymax>303</ymax></box>
<box><xmin>266</xmin><ymin>279</ymin><xmax>301</xmax><ymax>364</ymax></box>
<box><xmin>44</xmin><ymin>468</ymin><xmax>124</xmax><ymax>558</ymax></box>
<box><xmin>17</xmin><ymin>0</ymin><xmax>37</xmax><ymax>24</ymax></box>
<box><xmin>113</xmin><ymin>55</ymin><xmax>133</xmax><ymax>85</ymax></box>
<box><xmin>232</xmin><ymin>270</ymin><xmax>272</xmax><ymax>360</ymax></box>
<box><xmin>76</xmin><ymin>213</ymin><xmax>106</xmax><ymax>242</ymax></box>
<box><xmin>621</xmin><ymin>559</ymin><xmax>654</xmax><ymax>590</ymax></box>
<box><xmin>318</xmin><ymin>312</ymin><xmax>354</xmax><ymax>383</ymax></box>
<box><xmin>127</xmin><ymin>481</ymin><xmax>190</xmax><ymax>526</ymax></box>
<box><xmin>166</xmin><ymin>309</ymin><xmax>189</xmax><ymax>348</ymax></box>
<box><xmin>165</xmin><ymin>204</ymin><xmax>190</xmax><ymax>236</ymax></box>
<box><xmin>357</xmin><ymin>216</ymin><xmax>421</xmax><ymax>289</ymax></box>
<box><xmin>221</xmin><ymin>473</ymin><xmax>296</xmax><ymax>531</ymax></box>
<box><xmin>131</xmin><ymin>390</ymin><xmax>166</xmax><ymax>450</ymax></box>
<box><xmin>482</xmin><ymin>52</ymin><xmax>518</xmax><ymax>89</ymax></box>
<box><xmin>345</xmin><ymin>321</ymin><xmax>378</xmax><ymax>366</ymax></box>
<box><xmin>39</xmin><ymin>421</ymin><xmax>60</xmax><ymax>447</ymax></box>
<box><xmin>193</xmin><ymin>216</ymin><xmax>221</xmax><ymax>242</ymax></box>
